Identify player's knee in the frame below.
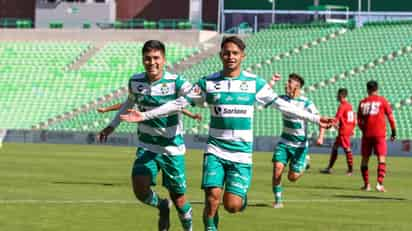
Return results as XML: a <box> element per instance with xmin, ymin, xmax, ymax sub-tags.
<box><xmin>223</xmin><ymin>200</ymin><xmax>242</xmax><ymax>214</ymax></box>
<box><xmin>288</xmin><ymin>173</ymin><xmax>301</xmax><ymax>182</ymax></box>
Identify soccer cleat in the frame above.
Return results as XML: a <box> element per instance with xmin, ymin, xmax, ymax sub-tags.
<box><xmin>376</xmin><ymin>183</ymin><xmax>387</xmax><ymax>192</ymax></box>
<box><xmin>273</xmin><ymin>202</ymin><xmax>284</xmax><ymax>209</ymax></box>
<box><xmin>346</xmin><ymin>170</ymin><xmax>353</xmax><ymax>176</ymax></box>
<box><xmin>305</xmin><ymin>163</ymin><xmax>311</xmax><ymax>170</ymax></box>
<box><xmin>360</xmin><ymin>184</ymin><xmax>371</xmax><ymax>192</ymax></box>
<box><xmin>320</xmin><ymin>168</ymin><xmax>333</xmax><ymax>174</ymax></box>
<box><xmin>158</xmin><ymin>199</ymin><xmax>171</xmax><ymax>231</ymax></box>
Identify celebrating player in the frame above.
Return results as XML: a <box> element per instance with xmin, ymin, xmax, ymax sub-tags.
<box><xmin>272</xmin><ymin>73</ymin><xmax>324</xmax><ymax>208</ymax></box>
<box><xmin>119</xmin><ymin>36</ymin><xmax>332</xmax><ymax>230</ymax></box>
<box><xmin>98</xmin><ymin>40</ymin><xmax>193</xmax><ymax>231</ymax></box>
<box><xmin>320</xmin><ymin>88</ymin><xmax>356</xmax><ymax>176</ymax></box>
<box><xmin>357</xmin><ymin>80</ymin><xmax>396</xmax><ymax>192</ymax></box>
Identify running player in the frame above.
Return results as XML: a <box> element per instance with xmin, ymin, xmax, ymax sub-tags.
<box><xmin>272</xmin><ymin>73</ymin><xmax>324</xmax><ymax>208</ymax></box>
<box><xmin>357</xmin><ymin>80</ymin><xmax>396</xmax><ymax>192</ymax></box>
<box><xmin>119</xmin><ymin>36</ymin><xmax>332</xmax><ymax>230</ymax></box>
<box><xmin>98</xmin><ymin>40</ymin><xmax>193</xmax><ymax>231</ymax></box>
<box><xmin>320</xmin><ymin>88</ymin><xmax>356</xmax><ymax>175</ymax></box>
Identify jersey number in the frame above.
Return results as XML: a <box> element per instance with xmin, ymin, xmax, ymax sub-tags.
<box><xmin>347</xmin><ymin>111</ymin><xmax>354</xmax><ymax>122</ymax></box>
<box><xmin>361</xmin><ymin>102</ymin><xmax>381</xmax><ymax>115</ymax></box>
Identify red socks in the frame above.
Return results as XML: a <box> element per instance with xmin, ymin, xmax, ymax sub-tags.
<box><xmin>377</xmin><ymin>162</ymin><xmax>386</xmax><ymax>184</ymax></box>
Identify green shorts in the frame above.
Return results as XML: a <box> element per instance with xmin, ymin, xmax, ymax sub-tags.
<box><xmin>132</xmin><ymin>147</ymin><xmax>186</xmax><ymax>194</ymax></box>
<box><xmin>272</xmin><ymin>142</ymin><xmax>308</xmax><ymax>173</ymax></box>
<box><xmin>201</xmin><ymin>153</ymin><xmax>252</xmax><ymax>199</ymax></box>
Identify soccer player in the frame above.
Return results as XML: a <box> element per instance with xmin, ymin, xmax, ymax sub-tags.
<box><xmin>120</xmin><ymin>36</ymin><xmax>332</xmax><ymax>230</ymax></box>
<box><xmin>357</xmin><ymin>80</ymin><xmax>396</xmax><ymax>192</ymax></box>
<box><xmin>320</xmin><ymin>88</ymin><xmax>356</xmax><ymax>176</ymax></box>
<box><xmin>271</xmin><ymin>73</ymin><xmax>324</xmax><ymax>208</ymax></box>
<box><xmin>97</xmin><ymin>103</ymin><xmax>202</xmax><ymax>121</ymax></box>
<box><xmin>98</xmin><ymin>40</ymin><xmax>193</xmax><ymax>231</ymax></box>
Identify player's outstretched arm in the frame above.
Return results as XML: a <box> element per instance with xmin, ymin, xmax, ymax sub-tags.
<box><xmin>120</xmin><ymin>96</ymin><xmax>191</xmax><ymax>123</ymax></box>
<box><xmin>316</xmin><ymin>127</ymin><xmax>326</xmax><ymax>145</ymax></box>
<box><xmin>182</xmin><ymin>109</ymin><xmax>202</xmax><ymax>121</ymax></box>
<box><xmin>271</xmin><ymin>96</ymin><xmax>321</xmax><ymax>124</ymax></box>
<box><xmin>97</xmin><ymin>103</ymin><xmax>123</xmax><ymax>113</ymax></box>
<box><xmin>98</xmin><ymin>98</ymin><xmax>134</xmax><ymax>142</ymax></box>
<box><xmin>268</xmin><ymin>73</ymin><xmax>281</xmax><ymax>88</ymax></box>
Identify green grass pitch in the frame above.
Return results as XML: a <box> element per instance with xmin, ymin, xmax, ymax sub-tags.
<box><xmin>0</xmin><ymin>143</ymin><xmax>411</xmax><ymax>231</ymax></box>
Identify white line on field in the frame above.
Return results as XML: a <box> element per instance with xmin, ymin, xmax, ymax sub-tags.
<box><xmin>0</xmin><ymin>198</ymin><xmax>405</xmax><ymax>204</ymax></box>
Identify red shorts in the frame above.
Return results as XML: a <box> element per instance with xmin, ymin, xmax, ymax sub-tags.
<box><xmin>361</xmin><ymin>136</ymin><xmax>387</xmax><ymax>157</ymax></box>
<box><xmin>333</xmin><ymin>135</ymin><xmax>351</xmax><ymax>151</ymax></box>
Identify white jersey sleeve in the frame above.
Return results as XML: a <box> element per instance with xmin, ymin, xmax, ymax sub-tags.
<box><xmin>109</xmin><ymin>95</ymin><xmax>134</xmax><ymax>128</ymax></box>
<box><xmin>254</xmin><ymin>83</ymin><xmax>320</xmax><ymax>124</ymax></box>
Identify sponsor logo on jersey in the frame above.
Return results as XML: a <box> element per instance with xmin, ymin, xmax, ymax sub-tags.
<box><xmin>214</xmin><ymin>82</ymin><xmax>221</xmax><ymax>90</ymax></box>
<box><xmin>214</xmin><ymin>106</ymin><xmax>247</xmax><ymax>115</ymax></box>
<box><xmin>136</xmin><ymin>84</ymin><xmax>145</xmax><ymax>92</ymax></box>
<box><xmin>236</xmin><ymin>95</ymin><xmax>250</xmax><ymax>102</ymax></box>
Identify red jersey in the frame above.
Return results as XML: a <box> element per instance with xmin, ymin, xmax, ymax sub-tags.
<box><xmin>357</xmin><ymin>95</ymin><xmax>396</xmax><ymax>137</ymax></box>
<box><xmin>335</xmin><ymin>100</ymin><xmax>355</xmax><ymax>136</ymax></box>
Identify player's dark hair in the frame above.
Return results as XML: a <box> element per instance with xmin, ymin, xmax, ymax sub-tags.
<box><xmin>289</xmin><ymin>73</ymin><xmax>305</xmax><ymax>87</ymax></box>
<box><xmin>221</xmin><ymin>36</ymin><xmax>246</xmax><ymax>51</ymax></box>
<box><xmin>142</xmin><ymin>40</ymin><xmax>166</xmax><ymax>56</ymax></box>
<box><xmin>338</xmin><ymin>88</ymin><xmax>348</xmax><ymax>97</ymax></box>
<box><xmin>367</xmin><ymin>80</ymin><xmax>378</xmax><ymax>92</ymax></box>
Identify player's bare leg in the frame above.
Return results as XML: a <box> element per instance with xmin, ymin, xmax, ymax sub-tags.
<box><xmin>376</xmin><ymin>155</ymin><xmax>387</xmax><ymax>192</ymax></box>
<box><xmin>360</xmin><ymin>155</ymin><xmax>371</xmax><ymax>191</ymax></box>
<box><xmin>344</xmin><ymin>148</ymin><xmax>354</xmax><ymax>176</ymax></box>
<box><xmin>287</xmin><ymin>171</ymin><xmax>303</xmax><ymax>182</ymax></box>
<box><xmin>272</xmin><ymin>162</ymin><xmax>285</xmax><ymax>208</ymax></box>
<box><xmin>321</xmin><ymin>142</ymin><xmax>338</xmax><ymax>174</ymax></box>
<box><xmin>203</xmin><ymin>187</ymin><xmax>221</xmax><ymax>231</ymax></box>
<box><xmin>170</xmin><ymin>192</ymin><xmax>193</xmax><ymax>231</ymax></box>
<box><xmin>223</xmin><ymin>191</ymin><xmax>246</xmax><ymax>213</ymax></box>
<box><xmin>132</xmin><ymin>176</ymin><xmax>170</xmax><ymax>231</ymax></box>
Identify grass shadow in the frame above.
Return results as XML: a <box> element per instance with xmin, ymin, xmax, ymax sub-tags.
<box><xmin>52</xmin><ymin>181</ymin><xmax>122</xmax><ymax>187</ymax></box>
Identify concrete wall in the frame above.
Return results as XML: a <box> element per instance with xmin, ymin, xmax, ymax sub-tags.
<box><xmin>0</xmin><ymin>29</ymin><xmax>218</xmax><ymax>45</ymax></box>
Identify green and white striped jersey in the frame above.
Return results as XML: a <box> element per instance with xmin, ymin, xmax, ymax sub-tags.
<box><xmin>191</xmin><ymin>71</ymin><xmax>271</xmax><ymax>164</ymax></box>
<box><xmin>142</xmin><ymin>70</ymin><xmax>320</xmax><ymax>164</ymax></box>
<box><xmin>110</xmin><ymin>71</ymin><xmax>192</xmax><ymax>155</ymax></box>
<box><xmin>278</xmin><ymin>95</ymin><xmax>319</xmax><ymax>148</ymax></box>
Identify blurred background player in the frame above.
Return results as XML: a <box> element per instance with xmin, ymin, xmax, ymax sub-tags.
<box><xmin>97</xmin><ymin>103</ymin><xmax>202</xmax><ymax>121</ymax></box>
<box><xmin>98</xmin><ymin>40</ymin><xmax>194</xmax><ymax>231</ymax></box>
<box><xmin>271</xmin><ymin>73</ymin><xmax>325</xmax><ymax>208</ymax></box>
<box><xmin>320</xmin><ymin>88</ymin><xmax>356</xmax><ymax>176</ymax></box>
<box><xmin>358</xmin><ymin>80</ymin><xmax>396</xmax><ymax>192</ymax></box>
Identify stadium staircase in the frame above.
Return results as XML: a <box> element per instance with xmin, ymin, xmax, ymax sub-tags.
<box><xmin>0</xmin><ymin>41</ymin><xmax>199</xmax><ymax>130</ymax></box>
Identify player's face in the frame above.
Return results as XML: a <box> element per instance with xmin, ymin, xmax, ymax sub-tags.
<box><xmin>220</xmin><ymin>42</ymin><xmax>245</xmax><ymax>72</ymax></box>
<box><xmin>143</xmin><ymin>49</ymin><xmax>166</xmax><ymax>79</ymax></box>
<box><xmin>285</xmin><ymin>78</ymin><xmax>300</xmax><ymax>97</ymax></box>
